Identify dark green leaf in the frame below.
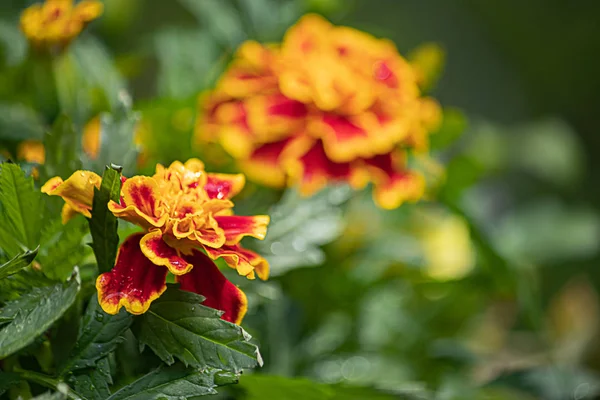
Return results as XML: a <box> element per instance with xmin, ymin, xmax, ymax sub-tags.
<box><xmin>68</xmin><ymin>357</ymin><xmax>112</xmax><ymax>400</ymax></box>
<box><xmin>61</xmin><ymin>294</ymin><xmax>132</xmax><ymax>373</ymax></box>
<box><xmin>0</xmin><ymin>269</ymin><xmax>54</xmax><ymax>303</ymax></box>
<box><xmin>136</xmin><ymin>287</ymin><xmax>262</xmax><ymax>372</ymax></box>
<box><xmin>107</xmin><ymin>364</ymin><xmax>238</xmax><ymax>400</ymax></box>
<box><xmin>31</xmin><ymin>392</ymin><xmax>67</xmax><ymax>400</ymax></box>
<box><xmin>38</xmin><ymin>216</ymin><xmax>88</xmax><ymax>281</ymax></box>
<box><xmin>0</xmin><ymin>246</ymin><xmax>38</xmax><ymax>280</ymax></box>
<box><xmin>0</xmin><ymin>271</ymin><xmax>80</xmax><ymax>358</ymax></box>
<box><xmin>40</xmin><ymin>115</ymin><xmax>82</xmax><ymax>183</ymax></box>
<box><xmin>0</xmin><ymin>371</ymin><xmax>21</xmax><ymax>396</ymax></box>
<box><xmin>89</xmin><ymin>165</ymin><xmax>122</xmax><ymax>275</ymax></box>
<box><xmin>0</xmin><ymin>103</ymin><xmax>45</xmax><ymax>141</ymax></box>
<box><xmin>0</xmin><ymin>162</ymin><xmax>43</xmax><ymax>254</ymax></box>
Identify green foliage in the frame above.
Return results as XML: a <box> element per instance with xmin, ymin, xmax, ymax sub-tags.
<box><xmin>61</xmin><ymin>295</ymin><xmax>132</xmax><ymax>373</ymax></box>
<box><xmin>253</xmin><ymin>185</ymin><xmax>351</xmax><ymax>276</ymax></box>
<box><xmin>0</xmin><ymin>371</ymin><xmax>21</xmax><ymax>396</ymax></box>
<box><xmin>0</xmin><ymin>162</ymin><xmax>43</xmax><ymax>256</ymax></box>
<box><xmin>68</xmin><ymin>357</ymin><xmax>112</xmax><ymax>400</ymax></box>
<box><xmin>136</xmin><ymin>286</ymin><xmax>262</xmax><ymax>373</ymax></box>
<box><xmin>235</xmin><ymin>375</ymin><xmax>405</xmax><ymax>400</ymax></box>
<box><xmin>37</xmin><ymin>216</ymin><xmax>88</xmax><ymax>281</ymax></box>
<box><xmin>106</xmin><ymin>364</ymin><xmax>238</xmax><ymax>400</ymax></box>
<box><xmin>40</xmin><ymin>115</ymin><xmax>82</xmax><ymax>182</ymax></box>
<box><xmin>89</xmin><ymin>165</ymin><xmax>122</xmax><ymax>274</ymax></box>
<box><xmin>0</xmin><ymin>102</ymin><xmax>45</xmax><ymax>141</ymax></box>
<box><xmin>0</xmin><ymin>246</ymin><xmax>38</xmax><ymax>279</ymax></box>
<box><xmin>0</xmin><ymin>271</ymin><xmax>80</xmax><ymax>358</ymax></box>
<box><xmin>429</xmin><ymin>108</ymin><xmax>467</xmax><ymax>151</ymax></box>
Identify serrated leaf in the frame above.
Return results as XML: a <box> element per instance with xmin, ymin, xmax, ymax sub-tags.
<box><xmin>68</xmin><ymin>357</ymin><xmax>112</xmax><ymax>400</ymax></box>
<box><xmin>37</xmin><ymin>216</ymin><xmax>88</xmax><ymax>281</ymax></box>
<box><xmin>40</xmin><ymin>115</ymin><xmax>82</xmax><ymax>183</ymax></box>
<box><xmin>254</xmin><ymin>186</ymin><xmax>351</xmax><ymax>276</ymax></box>
<box><xmin>0</xmin><ymin>163</ymin><xmax>43</xmax><ymax>254</ymax></box>
<box><xmin>136</xmin><ymin>287</ymin><xmax>262</xmax><ymax>373</ymax></box>
<box><xmin>0</xmin><ymin>103</ymin><xmax>45</xmax><ymax>141</ymax></box>
<box><xmin>0</xmin><ymin>247</ymin><xmax>38</xmax><ymax>280</ymax></box>
<box><xmin>0</xmin><ymin>371</ymin><xmax>21</xmax><ymax>396</ymax></box>
<box><xmin>0</xmin><ymin>269</ymin><xmax>54</xmax><ymax>303</ymax></box>
<box><xmin>107</xmin><ymin>364</ymin><xmax>238</xmax><ymax>400</ymax></box>
<box><xmin>0</xmin><ymin>271</ymin><xmax>80</xmax><ymax>358</ymax></box>
<box><xmin>61</xmin><ymin>295</ymin><xmax>132</xmax><ymax>373</ymax></box>
<box><xmin>89</xmin><ymin>165</ymin><xmax>122</xmax><ymax>274</ymax></box>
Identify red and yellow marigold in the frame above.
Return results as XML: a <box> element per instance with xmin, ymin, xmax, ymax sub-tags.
<box><xmin>42</xmin><ymin>159</ymin><xmax>269</xmax><ymax>325</ymax></box>
<box><xmin>197</xmin><ymin>14</ymin><xmax>441</xmax><ymax>209</ymax></box>
<box><xmin>21</xmin><ymin>0</ymin><xmax>103</xmax><ymax>50</ymax></box>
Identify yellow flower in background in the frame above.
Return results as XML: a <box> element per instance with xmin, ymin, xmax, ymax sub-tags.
<box><xmin>42</xmin><ymin>159</ymin><xmax>269</xmax><ymax>323</ymax></box>
<box><xmin>420</xmin><ymin>213</ymin><xmax>474</xmax><ymax>281</ymax></box>
<box><xmin>20</xmin><ymin>0</ymin><xmax>103</xmax><ymax>50</ymax></box>
<box><xmin>197</xmin><ymin>14</ymin><xmax>441</xmax><ymax>209</ymax></box>
<box><xmin>17</xmin><ymin>140</ymin><xmax>46</xmax><ymax>165</ymax></box>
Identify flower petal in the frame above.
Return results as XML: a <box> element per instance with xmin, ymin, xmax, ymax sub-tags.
<box><xmin>109</xmin><ymin>176</ymin><xmax>167</xmax><ymax>228</ymax></box>
<box><xmin>96</xmin><ymin>233</ymin><xmax>168</xmax><ymax>315</ymax></box>
<box><xmin>177</xmin><ymin>250</ymin><xmax>248</xmax><ymax>324</ymax></box>
<box><xmin>203</xmin><ymin>244</ymin><xmax>269</xmax><ymax>280</ymax></box>
<box><xmin>365</xmin><ymin>152</ymin><xmax>425</xmax><ymax>209</ymax></box>
<box><xmin>204</xmin><ymin>173</ymin><xmax>245</xmax><ymax>200</ymax></box>
<box><xmin>41</xmin><ymin>170</ymin><xmax>102</xmax><ymax>219</ymax></box>
<box><xmin>238</xmin><ymin>139</ymin><xmax>291</xmax><ymax>188</ymax></box>
<box><xmin>139</xmin><ymin>230</ymin><xmax>193</xmax><ymax>275</ymax></box>
<box><xmin>192</xmin><ymin>214</ymin><xmax>226</xmax><ymax>248</ymax></box>
<box><xmin>213</xmin><ymin>215</ymin><xmax>270</xmax><ymax>245</ymax></box>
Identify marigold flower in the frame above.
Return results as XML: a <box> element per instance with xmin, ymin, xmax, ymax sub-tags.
<box><xmin>42</xmin><ymin>159</ymin><xmax>270</xmax><ymax>324</ymax></box>
<box><xmin>197</xmin><ymin>14</ymin><xmax>441</xmax><ymax>209</ymax></box>
<box><xmin>20</xmin><ymin>0</ymin><xmax>103</xmax><ymax>50</ymax></box>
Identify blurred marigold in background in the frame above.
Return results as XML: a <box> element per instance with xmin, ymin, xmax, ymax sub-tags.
<box><xmin>20</xmin><ymin>0</ymin><xmax>103</xmax><ymax>50</ymax></box>
<box><xmin>41</xmin><ymin>159</ymin><xmax>269</xmax><ymax>324</ymax></box>
<box><xmin>197</xmin><ymin>14</ymin><xmax>441</xmax><ymax>209</ymax></box>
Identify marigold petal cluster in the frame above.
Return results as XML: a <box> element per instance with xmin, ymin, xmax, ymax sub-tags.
<box><xmin>20</xmin><ymin>0</ymin><xmax>103</xmax><ymax>50</ymax></box>
<box><xmin>42</xmin><ymin>159</ymin><xmax>270</xmax><ymax>324</ymax></box>
<box><xmin>197</xmin><ymin>14</ymin><xmax>441</xmax><ymax>209</ymax></box>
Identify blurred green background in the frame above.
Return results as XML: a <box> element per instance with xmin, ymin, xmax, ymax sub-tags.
<box><xmin>2</xmin><ymin>0</ymin><xmax>600</xmax><ymax>399</ymax></box>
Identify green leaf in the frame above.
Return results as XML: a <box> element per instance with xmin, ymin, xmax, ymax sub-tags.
<box><xmin>40</xmin><ymin>115</ymin><xmax>82</xmax><ymax>183</ymax></box>
<box><xmin>68</xmin><ymin>357</ymin><xmax>112</xmax><ymax>400</ymax></box>
<box><xmin>178</xmin><ymin>0</ymin><xmax>244</xmax><ymax>47</ymax></box>
<box><xmin>61</xmin><ymin>294</ymin><xmax>132</xmax><ymax>373</ymax></box>
<box><xmin>107</xmin><ymin>364</ymin><xmax>238</xmax><ymax>400</ymax></box>
<box><xmin>0</xmin><ymin>103</ymin><xmax>45</xmax><ymax>141</ymax></box>
<box><xmin>108</xmin><ymin>364</ymin><xmax>237</xmax><ymax>400</ymax></box>
<box><xmin>31</xmin><ymin>392</ymin><xmax>67</xmax><ymax>400</ymax></box>
<box><xmin>0</xmin><ymin>163</ymin><xmax>43</xmax><ymax>255</ymax></box>
<box><xmin>236</xmin><ymin>375</ymin><xmax>403</xmax><ymax>400</ymax></box>
<box><xmin>136</xmin><ymin>287</ymin><xmax>262</xmax><ymax>373</ymax></box>
<box><xmin>0</xmin><ymin>271</ymin><xmax>80</xmax><ymax>358</ymax></box>
<box><xmin>89</xmin><ymin>165</ymin><xmax>122</xmax><ymax>275</ymax></box>
<box><xmin>0</xmin><ymin>269</ymin><xmax>54</xmax><ymax>303</ymax></box>
<box><xmin>83</xmin><ymin>106</ymin><xmax>140</xmax><ymax>175</ymax></box>
<box><xmin>429</xmin><ymin>108</ymin><xmax>468</xmax><ymax>151</ymax></box>
<box><xmin>37</xmin><ymin>216</ymin><xmax>88</xmax><ymax>281</ymax></box>
<box><xmin>0</xmin><ymin>247</ymin><xmax>38</xmax><ymax>280</ymax></box>
<box><xmin>0</xmin><ymin>371</ymin><xmax>21</xmax><ymax>396</ymax></box>
<box><xmin>253</xmin><ymin>186</ymin><xmax>352</xmax><ymax>276</ymax></box>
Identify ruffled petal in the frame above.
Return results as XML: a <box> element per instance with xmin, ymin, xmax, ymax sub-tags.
<box><xmin>192</xmin><ymin>214</ymin><xmax>226</xmax><ymax>248</ymax></box>
<box><xmin>96</xmin><ymin>233</ymin><xmax>168</xmax><ymax>315</ymax></box>
<box><xmin>285</xmin><ymin>141</ymin><xmax>369</xmax><ymax>196</ymax></box>
<box><xmin>177</xmin><ymin>250</ymin><xmax>248</xmax><ymax>324</ymax></box>
<box><xmin>238</xmin><ymin>139</ymin><xmax>291</xmax><ymax>188</ymax></box>
<box><xmin>214</xmin><ymin>215</ymin><xmax>270</xmax><ymax>245</ymax></box>
<box><xmin>204</xmin><ymin>173</ymin><xmax>245</xmax><ymax>200</ymax></box>
<box><xmin>139</xmin><ymin>230</ymin><xmax>193</xmax><ymax>275</ymax></box>
<box><xmin>203</xmin><ymin>244</ymin><xmax>269</xmax><ymax>280</ymax></box>
<box><xmin>365</xmin><ymin>152</ymin><xmax>425</xmax><ymax>209</ymax></box>
<box><xmin>41</xmin><ymin>170</ymin><xmax>102</xmax><ymax>220</ymax></box>
<box><xmin>109</xmin><ymin>176</ymin><xmax>167</xmax><ymax>229</ymax></box>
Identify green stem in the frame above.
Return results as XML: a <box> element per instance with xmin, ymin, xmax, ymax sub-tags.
<box><xmin>14</xmin><ymin>368</ymin><xmax>81</xmax><ymax>400</ymax></box>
